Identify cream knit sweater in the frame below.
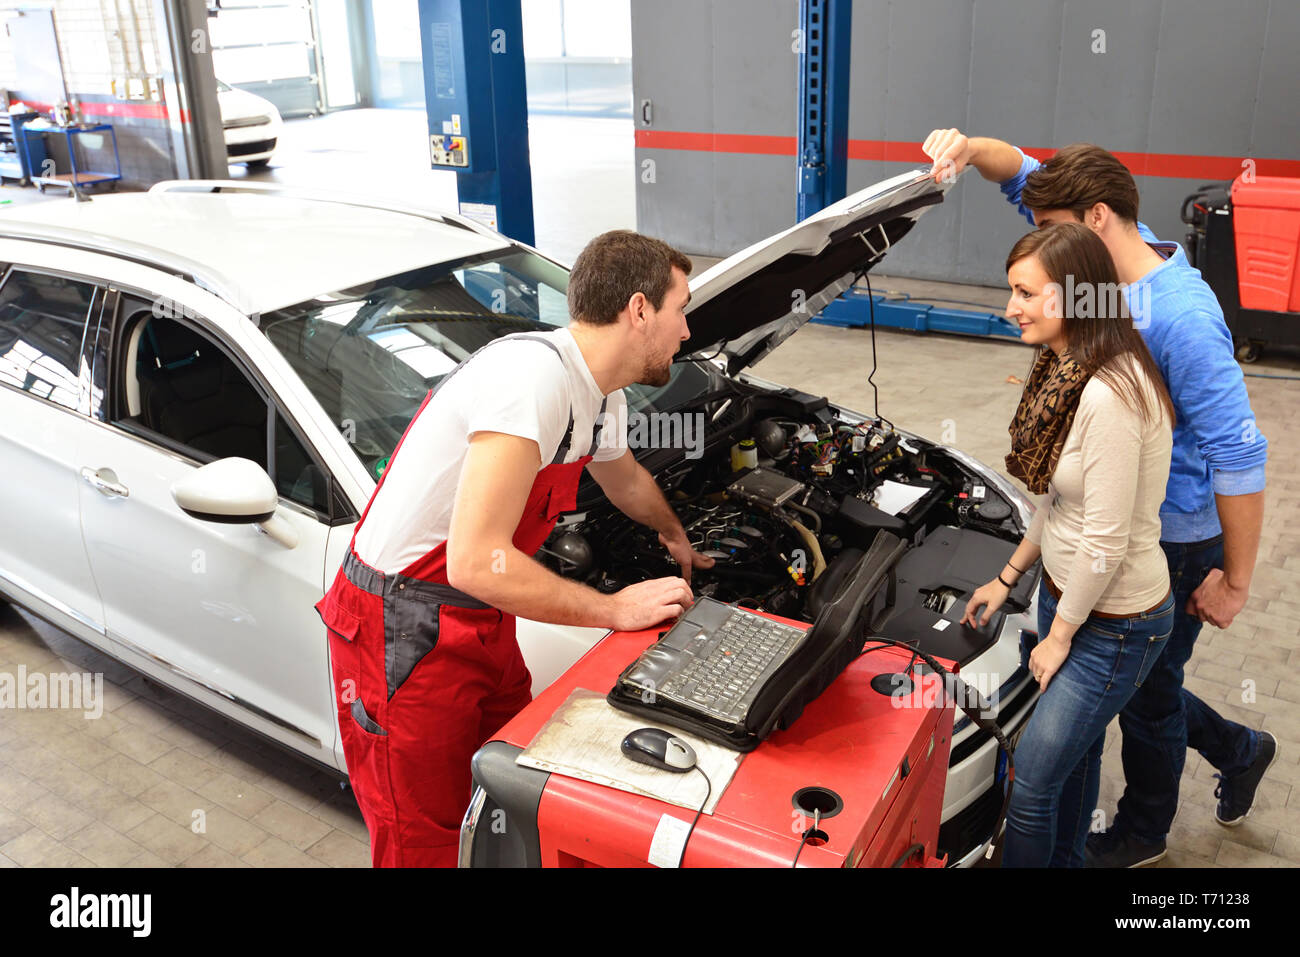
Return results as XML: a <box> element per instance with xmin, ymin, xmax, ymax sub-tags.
<box><xmin>1025</xmin><ymin>356</ymin><xmax>1173</xmax><ymax>625</ymax></box>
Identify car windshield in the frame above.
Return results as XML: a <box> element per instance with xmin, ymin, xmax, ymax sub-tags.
<box><xmin>260</xmin><ymin>248</ymin><xmax>716</xmax><ymax>479</ymax></box>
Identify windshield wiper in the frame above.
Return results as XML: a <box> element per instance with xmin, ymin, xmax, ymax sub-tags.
<box><xmin>379</xmin><ymin>310</ymin><xmax>533</xmax><ymax>325</ymax></box>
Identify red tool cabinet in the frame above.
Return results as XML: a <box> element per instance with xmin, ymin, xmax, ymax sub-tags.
<box><xmin>462</xmin><ymin>616</ymin><xmax>955</xmax><ymax>868</ymax></box>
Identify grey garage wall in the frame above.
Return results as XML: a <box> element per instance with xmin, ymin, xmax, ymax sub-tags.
<box><xmin>631</xmin><ymin>0</ymin><xmax>799</xmax><ymax>256</ymax></box>
<box><xmin>631</xmin><ymin>0</ymin><xmax>1300</xmax><ymax>286</ymax></box>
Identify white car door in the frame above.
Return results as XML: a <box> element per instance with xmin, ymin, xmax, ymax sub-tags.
<box><xmin>76</xmin><ymin>291</ymin><xmax>338</xmax><ymax>765</ymax></box>
<box><xmin>0</xmin><ymin>266</ymin><xmax>108</xmax><ymax>639</ymax></box>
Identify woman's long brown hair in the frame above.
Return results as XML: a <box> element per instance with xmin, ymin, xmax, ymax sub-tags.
<box><xmin>1006</xmin><ymin>222</ymin><xmax>1175</xmax><ymax>426</ymax></box>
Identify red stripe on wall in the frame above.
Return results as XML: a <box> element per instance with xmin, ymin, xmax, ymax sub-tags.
<box><xmin>845</xmin><ymin>139</ymin><xmax>931</xmax><ymax>164</ymax></box>
<box><xmin>1023</xmin><ymin>146</ymin><xmax>1300</xmax><ymax>179</ymax></box>
<box><xmin>635</xmin><ymin>129</ymin><xmax>797</xmax><ymax>155</ymax></box>
<box><xmin>635</xmin><ymin>129</ymin><xmax>1300</xmax><ymax>180</ymax></box>
<box><xmin>18</xmin><ymin>98</ymin><xmax>190</xmax><ymax>124</ymax></box>
<box><xmin>82</xmin><ymin>100</ymin><xmax>190</xmax><ymax>123</ymax></box>
<box><xmin>1108</xmin><ymin>150</ymin><xmax>1300</xmax><ymax>180</ymax></box>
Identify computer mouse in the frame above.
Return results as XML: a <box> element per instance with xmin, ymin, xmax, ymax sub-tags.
<box><xmin>621</xmin><ymin>727</ymin><xmax>697</xmax><ymax>773</ymax></box>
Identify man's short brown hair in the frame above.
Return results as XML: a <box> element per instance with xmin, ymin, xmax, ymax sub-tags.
<box><xmin>1021</xmin><ymin>143</ymin><xmax>1140</xmax><ymax>224</ymax></box>
<box><xmin>568</xmin><ymin>230</ymin><xmax>692</xmax><ymax>326</ymax></box>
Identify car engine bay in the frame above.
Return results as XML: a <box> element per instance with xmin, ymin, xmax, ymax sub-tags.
<box><xmin>539</xmin><ymin>380</ymin><xmax>1036</xmax><ymax>660</ymax></box>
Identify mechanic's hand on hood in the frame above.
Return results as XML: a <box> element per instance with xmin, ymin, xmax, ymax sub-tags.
<box><xmin>611</xmin><ymin>577</ymin><xmax>695</xmax><ymax>632</ymax></box>
<box><xmin>659</xmin><ymin>530</ymin><xmax>716</xmax><ymax>587</ymax></box>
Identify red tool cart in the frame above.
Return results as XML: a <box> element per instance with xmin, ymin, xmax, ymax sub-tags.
<box><xmin>1183</xmin><ymin>173</ymin><xmax>1300</xmax><ymax>362</ymax></box>
<box><xmin>459</xmin><ymin>617</ymin><xmax>955</xmax><ymax>868</ymax></box>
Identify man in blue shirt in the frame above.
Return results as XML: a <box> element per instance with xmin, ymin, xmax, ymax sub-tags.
<box><xmin>923</xmin><ymin>129</ymin><xmax>1277</xmax><ymax>867</ymax></box>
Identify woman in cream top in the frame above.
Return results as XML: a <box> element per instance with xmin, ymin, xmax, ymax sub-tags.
<box><xmin>1026</xmin><ymin>354</ymin><xmax>1173</xmax><ymax>625</ymax></box>
<box><xmin>961</xmin><ymin>222</ymin><xmax>1176</xmax><ymax>868</ymax></box>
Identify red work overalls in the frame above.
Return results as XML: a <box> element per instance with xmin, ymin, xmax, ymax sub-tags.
<box><xmin>315</xmin><ymin>334</ymin><xmax>607</xmax><ymax>867</ymax></box>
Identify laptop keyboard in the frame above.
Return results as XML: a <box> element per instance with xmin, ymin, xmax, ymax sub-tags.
<box><xmin>624</xmin><ymin>607</ymin><xmax>807</xmax><ymax>725</ymax></box>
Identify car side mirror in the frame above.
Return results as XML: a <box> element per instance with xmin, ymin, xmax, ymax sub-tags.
<box><xmin>171</xmin><ymin>457</ymin><xmax>298</xmax><ymax>549</ymax></box>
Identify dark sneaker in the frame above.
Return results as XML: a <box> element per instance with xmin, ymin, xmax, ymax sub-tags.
<box><xmin>1085</xmin><ymin>828</ymin><xmax>1167</xmax><ymax>868</ymax></box>
<box><xmin>1215</xmin><ymin>731</ymin><xmax>1279</xmax><ymax>827</ymax></box>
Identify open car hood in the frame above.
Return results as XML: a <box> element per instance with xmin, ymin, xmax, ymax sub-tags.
<box><xmin>681</xmin><ymin>168</ymin><xmax>950</xmax><ymax>374</ymax></box>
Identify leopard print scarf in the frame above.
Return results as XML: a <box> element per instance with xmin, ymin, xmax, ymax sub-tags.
<box><xmin>1005</xmin><ymin>348</ymin><xmax>1090</xmax><ymax>494</ymax></box>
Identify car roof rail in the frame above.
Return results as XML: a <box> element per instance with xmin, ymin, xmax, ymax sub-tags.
<box><xmin>0</xmin><ymin>220</ymin><xmax>258</xmax><ymax>316</ymax></box>
<box><xmin>147</xmin><ymin>180</ymin><xmax>508</xmax><ymax>244</ymax></box>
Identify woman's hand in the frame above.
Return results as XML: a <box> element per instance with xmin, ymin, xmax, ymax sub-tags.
<box><xmin>961</xmin><ymin>578</ymin><xmax>1011</xmax><ymax>627</ymax></box>
<box><xmin>1029</xmin><ymin>631</ymin><xmax>1072</xmax><ymax>691</ymax></box>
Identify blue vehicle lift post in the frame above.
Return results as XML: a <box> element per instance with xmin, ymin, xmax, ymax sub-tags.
<box><xmin>796</xmin><ymin>0</ymin><xmax>851</xmax><ymax>224</ymax></box>
<box><xmin>817</xmin><ymin>289</ymin><xmax>1023</xmax><ymax>340</ymax></box>
<box><xmin>796</xmin><ymin>0</ymin><xmax>1021</xmax><ymax>340</ymax></box>
<box><xmin>418</xmin><ymin>0</ymin><xmax>535</xmax><ymax>246</ymax></box>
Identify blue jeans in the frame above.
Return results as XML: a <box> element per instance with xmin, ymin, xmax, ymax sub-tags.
<box><xmin>1002</xmin><ymin>580</ymin><xmax>1174</xmax><ymax>868</ymax></box>
<box><xmin>1111</xmin><ymin>536</ymin><xmax>1260</xmax><ymax>842</ymax></box>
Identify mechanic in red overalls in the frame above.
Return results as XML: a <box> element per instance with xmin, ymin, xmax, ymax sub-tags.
<box><xmin>316</xmin><ymin>231</ymin><xmax>715</xmax><ymax>867</ymax></box>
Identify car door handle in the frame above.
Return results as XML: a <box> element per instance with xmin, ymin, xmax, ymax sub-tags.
<box><xmin>81</xmin><ymin>467</ymin><xmax>129</xmax><ymax>498</ymax></box>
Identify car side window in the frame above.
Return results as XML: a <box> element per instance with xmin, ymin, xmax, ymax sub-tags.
<box><xmin>112</xmin><ymin>305</ymin><xmax>330</xmax><ymax>517</ymax></box>
<box><xmin>0</xmin><ymin>268</ymin><xmax>100</xmax><ymax>412</ymax></box>
<box><xmin>275</xmin><ymin>412</ymin><xmax>329</xmax><ymax>514</ymax></box>
<box><xmin>115</xmin><ymin>311</ymin><xmax>270</xmax><ymax>464</ymax></box>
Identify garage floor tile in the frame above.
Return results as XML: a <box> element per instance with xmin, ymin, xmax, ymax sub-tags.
<box><xmin>179</xmin><ymin>844</ymin><xmax>250</xmax><ymax>868</ymax></box>
<box><xmin>63</xmin><ymin>822</ymin><xmax>148</xmax><ymax>868</ymax></box>
<box><xmin>240</xmin><ymin>835</ymin><xmax>328</xmax><ymax>868</ymax></box>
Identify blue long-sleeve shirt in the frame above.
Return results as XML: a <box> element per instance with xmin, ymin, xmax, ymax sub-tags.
<box><xmin>999</xmin><ymin>148</ymin><xmax>1268</xmax><ymax>543</ymax></box>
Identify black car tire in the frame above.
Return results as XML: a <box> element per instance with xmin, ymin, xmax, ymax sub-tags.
<box><xmin>1234</xmin><ymin>339</ymin><xmax>1262</xmax><ymax>363</ymax></box>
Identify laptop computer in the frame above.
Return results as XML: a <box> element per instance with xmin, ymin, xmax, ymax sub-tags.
<box><xmin>607</xmin><ymin>531</ymin><xmax>907</xmax><ymax>751</ymax></box>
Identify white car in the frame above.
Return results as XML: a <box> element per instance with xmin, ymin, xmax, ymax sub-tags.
<box><xmin>0</xmin><ymin>174</ymin><xmax>1038</xmax><ymax>867</ymax></box>
<box><xmin>217</xmin><ymin>80</ymin><xmax>282</xmax><ymax>167</ymax></box>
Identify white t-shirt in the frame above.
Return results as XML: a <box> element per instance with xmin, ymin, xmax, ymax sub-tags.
<box><xmin>353</xmin><ymin>328</ymin><xmax>628</xmax><ymax>574</ymax></box>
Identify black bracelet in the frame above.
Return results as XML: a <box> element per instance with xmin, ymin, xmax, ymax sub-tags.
<box><xmin>997</xmin><ymin>573</ymin><xmax>1016</xmax><ymax>588</ymax></box>
<box><xmin>1006</xmin><ymin>560</ymin><xmax>1026</xmax><ymax>575</ymax></box>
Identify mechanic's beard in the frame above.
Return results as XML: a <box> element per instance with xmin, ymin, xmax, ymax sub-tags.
<box><xmin>638</xmin><ymin>353</ymin><xmax>672</xmax><ymax>387</ymax></box>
